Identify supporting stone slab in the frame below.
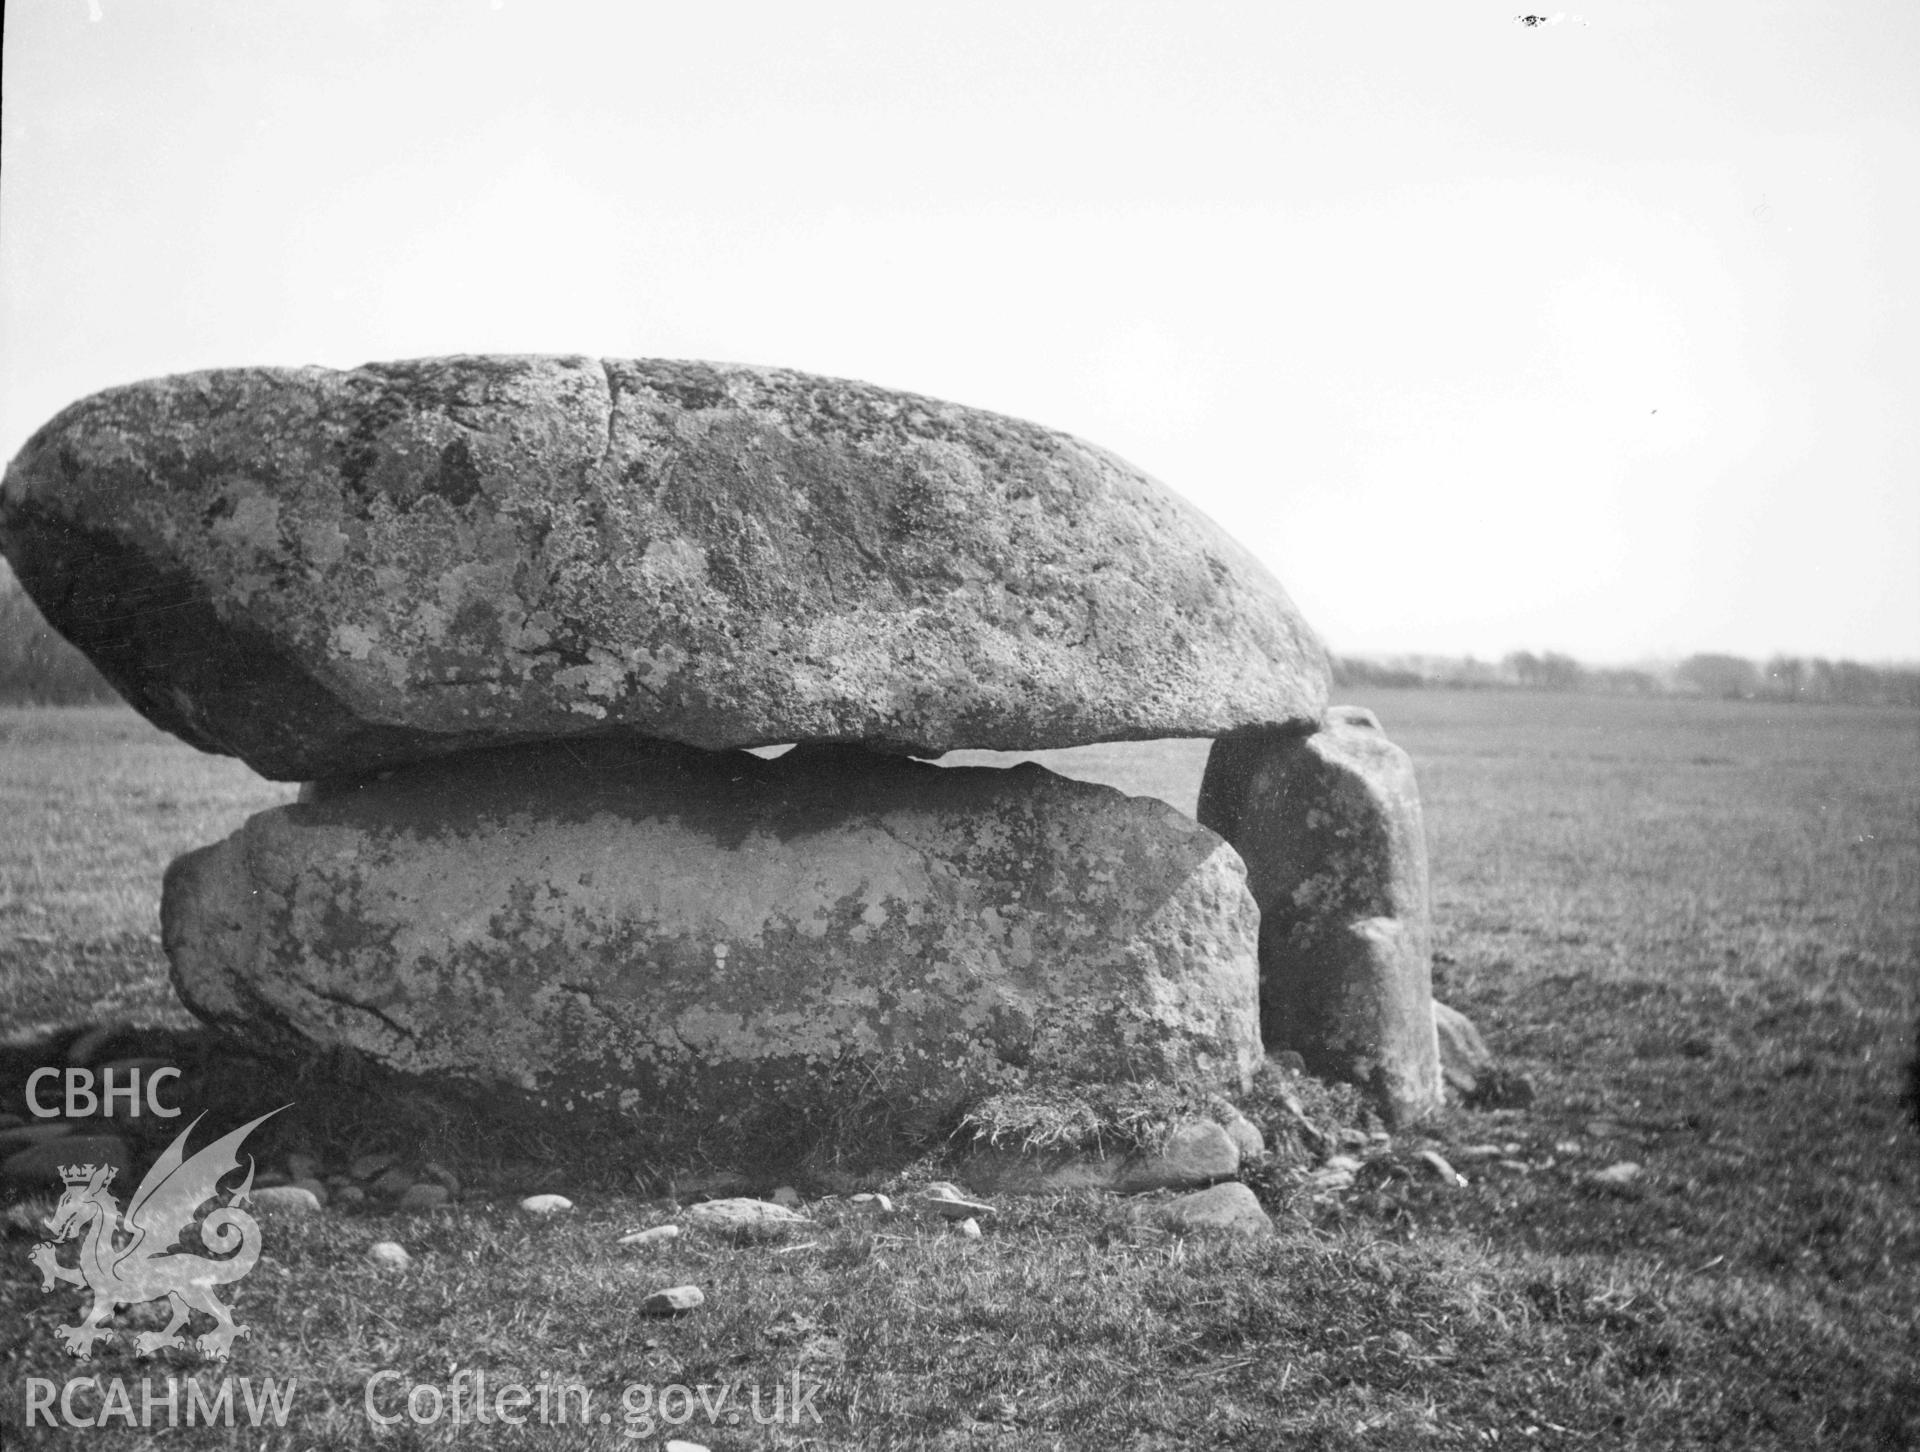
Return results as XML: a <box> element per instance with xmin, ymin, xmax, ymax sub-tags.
<box><xmin>164</xmin><ymin>740</ymin><xmax>1262</xmax><ymax>1126</ymax></box>
<box><xmin>1197</xmin><ymin>706</ymin><xmax>1442</xmax><ymax>1124</ymax></box>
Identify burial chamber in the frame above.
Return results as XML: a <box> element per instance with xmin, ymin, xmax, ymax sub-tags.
<box><xmin>0</xmin><ymin>355</ymin><xmax>1441</xmax><ymax>1130</ymax></box>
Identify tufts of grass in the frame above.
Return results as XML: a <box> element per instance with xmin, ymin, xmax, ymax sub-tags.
<box><xmin>3</xmin><ymin>696</ymin><xmax>1918</xmax><ymax>1449</ymax></box>
<box><xmin>954</xmin><ymin>1080</ymin><xmax>1224</xmax><ymax>1158</ymax></box>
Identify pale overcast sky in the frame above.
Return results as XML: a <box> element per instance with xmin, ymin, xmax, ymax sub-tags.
<box><xmin>3</xmin><ymin>0</ymin><xmax>1915</xmax><ymax>663</ymax></box>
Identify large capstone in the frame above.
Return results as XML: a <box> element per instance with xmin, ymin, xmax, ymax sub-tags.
<box><xmin>162</xmin><ymin>741</ymin><xmax>1262</xmax><ymax>1116</ymax></box>
<box><xmin>1197</xmin><ymin>706</ymin><xmax>1442</xmax><ymax>1124</ymax></box>
<box><xmin>1</xmin><ymin>356</ymin><xmax>1329</xmax><ymax>779</ymax></box>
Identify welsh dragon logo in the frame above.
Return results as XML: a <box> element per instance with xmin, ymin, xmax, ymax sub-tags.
<box><xmin>29</xmin><ymin>1109</ymin><xmax>282</xmax><ymax>1361</ymax></box>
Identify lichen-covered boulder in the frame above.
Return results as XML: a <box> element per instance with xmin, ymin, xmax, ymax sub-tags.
<box><xmin>1197</xmin><ymin>705</ymin><xmax>1441</xmax><ymax>1124</ymax></box>
<box><xmin>162</xmin><ymin>741</ymin><xmax>1261</xmax><ymax>1117</ymax></box>
<box><xmin>1</xmin><ymin>356</ymin><xmax>1329</xmax><ymax>779</ymax></box>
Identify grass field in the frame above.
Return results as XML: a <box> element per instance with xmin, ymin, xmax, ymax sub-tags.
<box><xmin>2</xmin><ymin>691</ymin><xmax>1917</xmax><ymax>1448</ymax></box>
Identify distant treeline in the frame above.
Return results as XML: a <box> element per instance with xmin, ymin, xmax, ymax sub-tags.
<box><xmin>1334</xmin><ymin>650</ymin><xmax>1920</xmax><ymax>709</ymax></box>
<box><xmin>3</xmin><ymin>565</ymin><xmax>1916</xmax><ymax>710</ymax></box>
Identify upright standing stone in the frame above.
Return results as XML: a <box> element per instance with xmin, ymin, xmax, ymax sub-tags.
<box><xmin>1197</xmin><ymin>706</ymin><xmax>1441</xmax><ymax>1123</ymax></box>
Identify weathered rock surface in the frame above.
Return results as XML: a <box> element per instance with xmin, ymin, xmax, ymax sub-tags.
<box><xmin>685</xmin><ymin>1198</ymin><xmax>813</xmax><ymax>1242</ymax></box>
<box><xmin>1197</xmin><ymin>706</ymin><xmax>1442</xmax><ymax>1124</ymax></box>
<box><xmin>1155</xmin><ymin>1181</ymin><xmax>1273</xmax><ymax>1237</ymax></box>
<box><xmin>640</xmin><ymin>1285</ymin><xmax>705</xmax><ymax>1316</ymax></box>
<box><xmin>619</xmin><ymin>1224</ymin><xmax>682</xmax><ymax>1248</ymax></box>
<box><xmin>1216</xmin><ymin>1106</ymin><xmax>1267</xmax><ymax>1160</ymax></box>
<box><xmin>1433</xmin><ymin>999</ymin><xmax>1493</xmax><ymax>1100</ymax></box>
<box><xmin>918</xmin><ymin>1188</ymin><xmax>996</xmax><ymax>1220</ymax></box>
<box><xmin>1</xmin><ymin>356</ymin><xmax>1329</xmax><ymax>780</ymax></box>
<box><xmin>397</xmin><ymin>1183</ymin><xmax>452</xmax><ymax>1212</ymax></box>
<box><xmin>365</xmin><ymin>1241</ymin><xmax>412</xmax><ymax>1269</ymax></box>
<box><xmin>162</xmin><ymin>739</ymin><xmax>1262</xmax><ymax>1117</ymax></box>
<box><xmin>249</xmin><ymin>1185</ymin><xmax>323</xmax><ymax>1216</ymax></box>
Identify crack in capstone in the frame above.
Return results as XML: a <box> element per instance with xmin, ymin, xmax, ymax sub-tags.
<box><xmin>598</xmin><ymin>358</ymin><xmax>619</xmax><ymax>468</ymax></box>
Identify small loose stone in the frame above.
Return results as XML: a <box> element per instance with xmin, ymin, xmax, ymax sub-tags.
<box><xmin>398</xmin><ymin>1183</ymin><xmax>452</xmax><ymax>1212</ymax></box>
<box><xmin>1157</xmin><ymin>1181</ymin><xmax>1274</xmax><ymax>1238</ymax></box>
<box><xmin>619</xmin><ymin>1225</ymin><xmax>681</xmax><ymax>1248</ymax></box>
<box><xmin>366</xmin><ymin>1241</ymin><xmax>411</xmax><ymax>1270</ymax></box>
<box><xmin>520</xmin><ymin>1194</ymin><xmax>575</xmax><ymax>1215</ymax></box>
<box><xmin>249</xmin><ymin>1185</ymin><xmax>323</xmax><ymax>1216</ymax></box>
<box><xmin>957</xmin><ymin>1217</ymin><xmax>983</xmax><ymax>1239</ymax></box>
<box><xmin>1217</xmin><ymin>1108</ymin><xmax>1267</xmax><ymax>1160</ymax></box>
<box><xmin>684</xmin><ymin>1198</ymin><xmax>811</xmax><ymax>1241</ymax></box>
<box><xmin>1116</xmin><ymin>1119</ymin><xmax>1240</xmax><ymax>1193</ymax></box>
<box><xmin>641</xmin><ymin>1285</ymin><xmax>705</xmax><ymax>1316</ymax></box>
<box><xmin>421</xmin><ymin>1161</ymin><xmax>462</xmax><ymax>1196</ymax></box>
<box><xmin>1592</xmin><ymin>1161</ymin><xmax>1642</xmax><ymax>1186</ymax></box>
<box><xmin>920</xmin><ymin>1191</ymin><xmax>995</xmax><ymax>1221</ymax></box>
<box><xmin>371</xmin><ymin>1167</ymin><xmax>416</xmax><ymax>1200</ymax></box>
